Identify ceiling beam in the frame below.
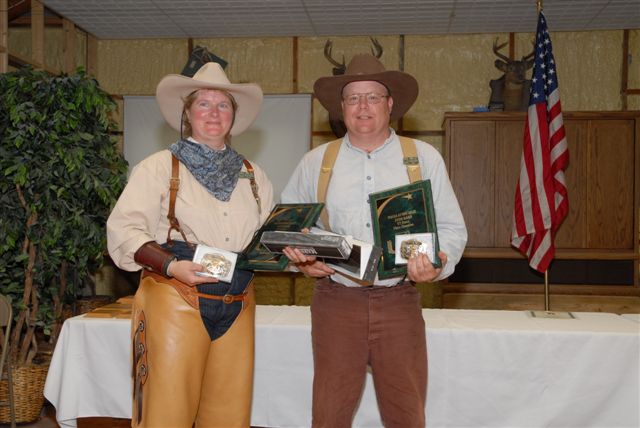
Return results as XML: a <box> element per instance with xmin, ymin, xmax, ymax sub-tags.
<box><xmin>10</xmin><ymin>15</ymin><xmax>63</xmax><ymax>26</ymax></box>
<box><xmin>8</xmin><ymin>0</ymin><xmax>28</xmax><ymax>23</ymax></box>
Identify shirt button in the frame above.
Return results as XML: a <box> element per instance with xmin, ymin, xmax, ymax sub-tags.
<box><xmin>366</xmin><ymin>223</ymin><xmax>371</xmax><ymax>228</ymax></box>
<box><xmin>223</xmin><ymin>212</ymin><xmax>228</xmax><ymax>216</ymax></box>
<box><xmin>367</xmin><ymin>154</ymin><xmax>371</xmax><ymax>159</ymax></box>
<box><xmin>225</xmin><ymin>237</ymin><xmax>230</xmax><ymax>242</ymax></box>
<box><xmin>366</xmin><ymin>176</ymin><xmax>371</xmax><ymax>180</ymax></box>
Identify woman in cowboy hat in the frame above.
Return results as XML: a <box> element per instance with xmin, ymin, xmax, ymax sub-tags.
<box><xmin>107</xmin><ymin>62</ymin><xmax>274</xmax><ymax>427</ymax></box>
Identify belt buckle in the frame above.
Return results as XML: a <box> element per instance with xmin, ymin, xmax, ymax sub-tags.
<box><xmin>222</xmin><ymin>294</ymin><xmax>234</xmax><ymax>304</ymax></box>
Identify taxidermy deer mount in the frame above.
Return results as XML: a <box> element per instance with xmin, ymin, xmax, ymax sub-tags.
<box><xmin>488</xmin><ymin>38</ymin><xmax>535</xmax><ymax>111</ymax></box>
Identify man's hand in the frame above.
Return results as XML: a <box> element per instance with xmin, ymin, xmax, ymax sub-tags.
<box><xmin>406</xmin><ymin>251</ymin><xmax>448</xmax><ymax>283</ymax></box>
<box><xmin>166</xmin><ymin>260</ymin><xmax>218</xmax><ymax>286</ymax></box>
<box><xmin>282</xmin><ymin>247</ymin><xmax>335</xmax><ymax>278</ymax></box>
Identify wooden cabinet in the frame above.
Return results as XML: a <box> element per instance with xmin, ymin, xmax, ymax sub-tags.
<box><xmin>443</xmin><ymin>112</ymin><xmax>639</xmax><ymax>298</ymax></box>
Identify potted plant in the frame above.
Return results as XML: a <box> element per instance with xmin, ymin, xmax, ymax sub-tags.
<box><xmin>0</xmin><ymin>66</ymin><xmax>127</xmax><ymax>422</ymax></box>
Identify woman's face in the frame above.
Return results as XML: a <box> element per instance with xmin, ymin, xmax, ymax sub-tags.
<box><xmin>185</xmin><ymin>89</ymin><xmax>235</xmax><ymax>149</ymax></box>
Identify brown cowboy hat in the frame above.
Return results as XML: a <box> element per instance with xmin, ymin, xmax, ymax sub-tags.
<box><xmin>313</xmin><ymin>54</ymin><xmax>419</xmax><ymax>122</ymax></box>
<box><xmin>156</xmin><ymin>62</ymin><xmax>263</xmax><ymax>136</ymax></box>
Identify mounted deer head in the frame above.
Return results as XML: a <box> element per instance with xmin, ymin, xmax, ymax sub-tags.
<box><xmin>322</xmin><ymin>37</ymin><xmax>383</xmax><ymax>137</ymax></box>
<box><xmin>488</xmin><ymin>38</ymin><xmax>535</xmax><ymax>111</ymax></box>
<box><xmin>324</xmin><ymin>37</ymin><xmax>383</xmax><ymax>76</ymax></box>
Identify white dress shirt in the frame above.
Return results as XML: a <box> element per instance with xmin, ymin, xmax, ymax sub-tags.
<box><xmin>281</xmin><ymin>129</ymin><xmax>467</xmax><ymax>286</ymax></box>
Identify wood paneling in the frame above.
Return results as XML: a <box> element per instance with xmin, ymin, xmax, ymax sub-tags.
<box><xmin>447</xmin><ymin>120</ymin><xmax>495</xmax><ymax>247</ymax></box>
<box><xmin>555</xmin><ymin>120</ymin><xmax>587</xmax><ymax>247</ymax></box>
<box><xmin>495</xmin><ymin>120</ymin><xmax>524</xmax><ymax>247</ymax></box>
<box><xmin>443</xmin><ymin>111</ymin><xmax>639</xmax><ymax>295</ymax></box>
<box><xmin>587</xmin><ymin>120</ymin><xmax>634</xmax><ymax>248</ymax></box>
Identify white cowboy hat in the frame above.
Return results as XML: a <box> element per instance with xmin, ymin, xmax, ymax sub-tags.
<box><xmin>156</xmin><ymin>62</ymin><xmax>263</xmax><ymax>136</ymax></box>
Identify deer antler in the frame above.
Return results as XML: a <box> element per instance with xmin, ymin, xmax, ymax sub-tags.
<box><xmin>523</xmin><ymin>41</ymin><xmax>535</xmax><ymax>61</ymax></box>
<box><xmin>324</xmin><ymin>40</ymin><xmax>345</xmax><ymax>68</ymax></box>
<box><xmin>492</xmin><ymin>38</ymin><xmax>510</xmax><ymax>62</ymax></box>
<box><xmin>370</xmin><ymin>37</ymin><xmax>383</xmax><ymax>58</ymax></box>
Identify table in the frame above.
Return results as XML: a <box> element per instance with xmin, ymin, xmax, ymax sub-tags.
<box><xmin>44</xmin><ymin>306</ymin><xmax>640</xmax><ymax>428</ymax></box>
<box><xmin>621</xmin><ymin>313</ymin><xmax>640</xmax><ymax>323</ymax></box>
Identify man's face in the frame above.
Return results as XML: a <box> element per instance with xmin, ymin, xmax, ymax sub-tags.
<box><xmin>341</xmin><ymin>80</ymin><xmax>393</xmax><ymax>138</ymax></box>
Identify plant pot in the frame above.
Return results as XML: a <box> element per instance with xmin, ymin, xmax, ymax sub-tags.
<box><xmin>0</xmin><ymin>363</ymin><xmax>49</xmax><ymax>423</ymax></box>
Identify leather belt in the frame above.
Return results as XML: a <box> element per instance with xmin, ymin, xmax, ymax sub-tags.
<box><xmin>141</xmin><ymin>270</ymin><xmax>247</xmax><ymax>305</ymax></box>
<box><xmin>328</xmin><ymin>275</ymin><xmax>413</xmax><ymax>288</ymax></box>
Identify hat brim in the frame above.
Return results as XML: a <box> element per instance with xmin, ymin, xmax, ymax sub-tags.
<box><xmin>313</xmin><ymin>70</ymin><xmax>418</xmax><ymax>122</ymax></box>
<box><xmin>156</xmin><ymin>74</ymin><xmax>263</xmax><ymax>136</ymax></box>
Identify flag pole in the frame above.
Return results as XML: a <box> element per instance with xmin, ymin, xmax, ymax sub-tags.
<box><xmin>544</xmin><ymin>270</ymin><xmax>550</xmax><ymax>311</ymax></box>
<box><xmin>526</xmin><ymin>0</ymin><xmax>573</xmax><ymax>319</ymax></box>
<box><xmin>539</xmin><ymin>0</ymin><xmax>551</xmax><ymax>314</ymax></box>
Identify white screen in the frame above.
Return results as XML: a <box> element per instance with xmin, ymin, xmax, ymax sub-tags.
<box><xmin>123</xmin><ymin>94</ymin><xmax>312</xmax><ymax>202</ymax></box>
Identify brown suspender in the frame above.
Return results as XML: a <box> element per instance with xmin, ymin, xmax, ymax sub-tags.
<box><xmin>399</xmin><ymin>136</ymin><xmax>422</xmax><ymax>183</ymax></box>
<box><xmin>166</xmin><ymin>155</ymin><xmax>261</xmax><ymax>247</ymax></box>
<box><xmin>317</xmin><ymin>139</ymin><xmax>342</xmax><ymax>232</ymax></box>
<box><xmin>317</xmin><ymin>136</ymin><xmax>422</xmax><ymax>232</ymax></box>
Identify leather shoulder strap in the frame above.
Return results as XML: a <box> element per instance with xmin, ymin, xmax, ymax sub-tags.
<box><xmin>399</xmin><ymin>136</ymin><xmax>421</xmax><ymax>183</ymax></box>
<box><xmin>166</xmin><ymin>155</ymin><xmax>192</xmax><ymax>247</ymax></box>
<box><xmin>242</xmin><ymin>159</ymin><xmax>261</xmax><ymax>214</ymax></box>
<box><xmin>317</xmin><ymin>139</ymin><xmax>342</xmax><ymax>232</ymax></box>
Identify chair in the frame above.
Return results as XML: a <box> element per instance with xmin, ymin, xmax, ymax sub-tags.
<box><xmin>0</xmin><ymin>294</ymin><xmax>16</xmax><ymax>427</ymax></box>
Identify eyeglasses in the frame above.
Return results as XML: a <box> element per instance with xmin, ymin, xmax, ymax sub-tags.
<box><xmin>342</xmin><ymin>92</ymin><xmax>389</xmax><ymax>105</ymax></box>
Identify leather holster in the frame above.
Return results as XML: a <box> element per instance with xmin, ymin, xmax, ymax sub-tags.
<box><xmin>141</xmin><ymin>270</ymin><xmax>200</xmax><ymax>310</ymax></box>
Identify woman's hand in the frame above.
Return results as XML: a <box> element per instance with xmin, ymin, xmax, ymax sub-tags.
<box><xmin>166</xmin><ymin>260</ymin><xmax>218</xmax><ymax>286</ymax></box>
<box><xmin>406</xmin><ymin>251</ymin><xmax>448</xmax><ymax>283</ymax></box>
<box><xmin>282</xmin><ymin>247</ymin><xmax>335</xmax><ymax>278</ymax></box>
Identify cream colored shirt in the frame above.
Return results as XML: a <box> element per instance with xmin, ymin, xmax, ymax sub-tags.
<box><xmin>107</xmin><ymin>149</ymin><xmax>274</xmax><ymax>272</ymax></box>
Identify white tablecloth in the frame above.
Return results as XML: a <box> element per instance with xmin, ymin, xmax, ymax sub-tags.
<box><xmin>44</xmin><ymin>306</ymin><xmax>640</xmax><ymax>428</ymax></box>
<box><xmin>621</xmin><ymin>313</ymin><xmax>640</xmax><ymax>323</ymax></box>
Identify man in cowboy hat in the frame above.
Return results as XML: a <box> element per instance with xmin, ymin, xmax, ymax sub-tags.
<box><xmin>281</xmin><ymin>54</ymin><xmax>467</xmax><ymax>427</ymax></box>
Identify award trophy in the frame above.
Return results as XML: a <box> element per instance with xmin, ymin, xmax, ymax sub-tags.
<box><xmin>369</xmin><ymin>180</ymin><xmax>441</xmax><ymax>279</ymax></box>
<box><xmin>236</xmin><ymin>203</ymin><xmax>324</xmax><ymax>271</ymax></box>
<box><xmin>193</xmin><ymin>244</ymin><xmax>237</xmax><ymax>283</ymax></box>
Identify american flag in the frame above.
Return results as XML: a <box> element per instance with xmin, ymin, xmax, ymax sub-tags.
<box><xmin>511</xmin><ymin>11</ymin><xmax>569</xmax><ymax>273</ymax></box>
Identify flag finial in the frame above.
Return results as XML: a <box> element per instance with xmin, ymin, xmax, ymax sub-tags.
<box><xmin>537</xmin><ymin>0</ymin><xmax>543</xmax><ymax>13</ymax></box>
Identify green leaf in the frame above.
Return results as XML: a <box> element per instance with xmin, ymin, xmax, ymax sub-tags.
<box><xmin>0</xmin><ymin>66</ymin><xmax>128</xmax><ymax>364</ymax></box>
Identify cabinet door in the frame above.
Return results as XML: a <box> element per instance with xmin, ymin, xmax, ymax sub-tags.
<box><xmin>555</xmin><ymin>120</ymin><xmax>588</xmax><ymax>248</ymax></box>
<box><xmin>495</xmin><ymin>120</ymin><xmax>525</xmax><ymax>248</ymax></box>
<box><xmin>449</xmin><ymin>121</ymin><xmax>495</xmax><ymax>247</ymax></box>
<box><xmin>586</xmin><ymin>120</ymin><xmax>635</xmax><ymax>249</ymax></box>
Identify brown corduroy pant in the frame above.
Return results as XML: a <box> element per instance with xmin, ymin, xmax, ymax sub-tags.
<box><xmin>310</xmin><ymin>278</ymin><xmax>428</xmax><ymax>428</ymax></box>
<box><xmin>131</xmin><ymin>277</ymin><xmax>255</xmax><ymax>428</ymax></box>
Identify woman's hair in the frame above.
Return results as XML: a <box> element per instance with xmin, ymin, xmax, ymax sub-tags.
<box><xmin>181</xmin><ymin>89</ymin><xmax>238</xmax><ymax>144</ymax></box>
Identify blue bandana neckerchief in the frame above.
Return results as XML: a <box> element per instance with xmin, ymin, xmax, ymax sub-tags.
<box><xmin>169</xmin><ymin>138</ymin><xmax>244</xmax><ymax>202</ymax></box>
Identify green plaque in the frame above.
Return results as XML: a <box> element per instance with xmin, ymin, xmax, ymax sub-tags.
<box><xmin>237</xmin><ymin>203</ymin><xmax>324</xmax><ymax>271</ymax></box>
<box><xmin>369</xmin><ymin>180</ymin><xmax>440</xmax><ymax>279</ymax></box>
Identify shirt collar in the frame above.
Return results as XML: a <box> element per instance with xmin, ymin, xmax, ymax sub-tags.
<box><xmin>343</xmin><ymin>128</ymin><xmax>397</xmax><ymax>154</ymax></box>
